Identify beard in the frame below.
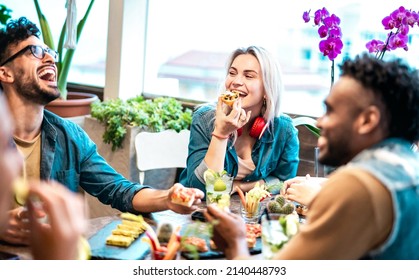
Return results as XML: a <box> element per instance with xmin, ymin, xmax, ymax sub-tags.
<box><xmin>319</xmin><ymin>133</ymin><xmax>353</xmax><ymax>167</ymax></box>
<box><xmin>14</xmin><ymin>75</ymin><xmax>60</xmax><ymax>106</ymax></box>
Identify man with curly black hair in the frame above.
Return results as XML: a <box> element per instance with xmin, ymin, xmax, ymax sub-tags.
<box><xmin>0</xmin><ymin>17</ymin><xmax>204</xmax><ymax>246</ymax></box>
<box><xmin>205</xmin><ymin>54</ymin><xmax>419</xmax><ymax>259</ymax></box>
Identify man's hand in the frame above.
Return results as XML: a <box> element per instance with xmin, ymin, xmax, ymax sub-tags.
<box><xmin>167</xmin><ymin>183</ymin><xmax>204</xmax><ymax>214</ymax></box>
<box><xmin>204</xmin><ymin>204</ymin><xmax>250</xmax><ymax>259</ymax></box>
<box><xmin>0</xmin><ymin>207</ymin><xmax>31</xmax><ymax>245</ymax></box>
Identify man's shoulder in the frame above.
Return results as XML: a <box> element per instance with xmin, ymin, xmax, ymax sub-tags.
<box><xmin>43</xmin><ymin>110</ymin><xmax>86</xmax><ymax>136</ymax></box>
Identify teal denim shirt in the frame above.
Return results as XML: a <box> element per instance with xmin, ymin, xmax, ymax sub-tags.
<box><xmin>40</xmin><ymin>110</ymin><xmax>148</xmax><ymax>213</ymax></box>
<box><xmin>348</xmin><ymin>138</ymin><xmax>419</xmax><ymax>259</ymax></box>
<box><xmin>179</xmin><ymin>104</ymin><xmax>300</xmax><ymax>193</ymax></box>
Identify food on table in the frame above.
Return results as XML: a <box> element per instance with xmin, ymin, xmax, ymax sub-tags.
<box><xmin>120</xmin><ymin>212</ymin><xmax>145</xmax><ymax>222</ymax></box>
<box><xmin>111</xmin><ymin>228</ymin><xmax>140</xmax><ymax>238</ymax></box>
<box><xmin>181</xmin><ymin>236</ymin><xmax>209</xmax><ymax>252</ymax></box>
<box><xmin>220</xmin><ymin>90</ymin><xmax>239</xmax><ymax>107</ymax></box>
<box><xmin>242</xmin><ymin>182</ymin><xmax>270</xmax><ymax>219</ymax></box>
<box><xmin>296</xmin><ymin>204</ymin><xmax>308</xmax><ymax>216</ymax></box>
<box><xmin>105</xmin><ymin>213</ymin><xmax>148</xmax><ymax>248</ymax></box>
<box><xmin>246</xmin><ymin>223</ymin><xmax>262</xmax><ymax>238</ymax></box>
<box><xmin>245</xmin><ymin>223</ymin><xmax>262</xmax><ymax>248</ymax></box>
<box><xmin>157</xmin><ymin>223</ymin><xmax>174</xmax><ymax>244</ymax></box>
<box><xmin>106</xmin><ymin>234</ymin><xmax>135</xmax><ymax>247</ymax></box>
<box><xmin>143</xmin><ymin>224</ymin><xmax>181</xmax><ymax>260</ymax></box>
<box><xmin>117</xmin><ymin>223</ymin><xmax>143</xmax><ymax>234</ymax></box>
<box><xmin>210</xmin><ymin>224</ymin><xmax>261</xmax><ymax>250</ymax></box>
<box><xmin>209</xmin><ymin>239</ymin><xmax>219</xmax><ymax>251</ymax></box>
<box><xmin>246</xmin><ymin>235</ymin><xmax>256</xmax><ymax>248</ymax></box>
<box><xmin>171</xmin><ymin>187</ymin><xmax>196</xmax><ymax>207</ymax></box>
<box><xmin>13</xmin><ymin>177</ymin><xmax>29</xmax><ymax>206</ymax></box>
<box><xmin>121</xmin><ymin>219</ymin><xmax>147</xmax><ymax>229</ymax></box>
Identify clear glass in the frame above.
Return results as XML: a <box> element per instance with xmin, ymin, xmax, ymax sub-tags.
<box><xmin>261</xmin><ymin>214</ymin><xmax>289</xmax><ymax>259</ymax></box>
<box><xmin>205</xmin><ymin>175</ymin><xmax>233</xmax><ymax>209</ymax></box>
<box><xmin>240</xmin><ymin>201</ymin><xmax>261</xmax><ymax>224</ymax></box>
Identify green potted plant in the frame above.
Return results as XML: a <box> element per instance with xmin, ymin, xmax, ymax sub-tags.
<box><xmin>84</xmin><ymin>96</ymin><xmax>193</xmax><ymax>182</ymax></box>
<box><xmin>34</xmin><ymin>0</ymin><xmax>98</xmax><ymax>117</ymax></box>
<box><xmin>292</xmin><ymin>116</ymin><xmax>320</xmax><ymax>137</ymax></box>
<box><xmin>91</xmin><ymin>96</ymin><xmax>193</xmax><ymax>151</ymax></box>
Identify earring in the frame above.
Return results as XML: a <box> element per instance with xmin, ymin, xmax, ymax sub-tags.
<box><xmin>261</xmin><ymin>97</ymin><xmax>267</xmax><ymax>116</ymax></box>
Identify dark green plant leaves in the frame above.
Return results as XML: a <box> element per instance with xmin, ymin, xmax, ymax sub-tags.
<box><xmin>91</xmin><ymin>97</ymin><xmax>193</xmax><ymax>151</ymax></box>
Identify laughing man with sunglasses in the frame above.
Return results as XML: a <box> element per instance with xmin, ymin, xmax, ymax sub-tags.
<box><xmin>0</xmin><ymin>17</ymin><xmax>204</xmax><ymax>246</ymax></box>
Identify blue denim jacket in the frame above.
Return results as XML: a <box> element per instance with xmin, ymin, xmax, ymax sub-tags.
<box><xmin>40</xmin><ymin>110</ymin><xmax>147</xmax><ymax>213</ymax></box>
<box><xmin>348</xmin><ymin>138</ymin><xmax>419</xmax><ymax>259</ymax></box>
<box><xmin>179</xmin><ymin>104</ymin><xmax>300</xmax><ymax>192</ymax></box>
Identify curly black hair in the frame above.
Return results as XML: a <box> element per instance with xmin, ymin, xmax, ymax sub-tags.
<box><xmin>340</xmin><ymin>53</ymin><xmax>419</xmax><ymax>143</ymax></box>
<box><xmin>0</xmin><ymin>17</ymin><xmax>40</xmax><ymax>66</ymax></box>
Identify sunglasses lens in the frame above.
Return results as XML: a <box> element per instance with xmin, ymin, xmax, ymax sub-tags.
<box><xmin>30</xmin><ymin>46</ymin><xmax>44</xmax><ymax>59</ymax></box>
<box><xmin>48</xmin><ymin>49</ymin><xmax>58</xmax><ymax>61</ymax></box>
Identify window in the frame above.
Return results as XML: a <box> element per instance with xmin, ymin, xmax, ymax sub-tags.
<box><xmin>1</xmin><ymin>0</ymin><xmax>108</xmax><ymax>88</ymax></box>
<box><xmin>143</xmin><ymin>0</ymin><xmax>419</xmax><ymax>117</ymax></box>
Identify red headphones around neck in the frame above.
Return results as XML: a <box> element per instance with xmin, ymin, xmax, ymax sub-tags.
<box><xmin>237</xmin><ymin>116</ymin><xmax>268</xmax><ymax>139</ymax></box>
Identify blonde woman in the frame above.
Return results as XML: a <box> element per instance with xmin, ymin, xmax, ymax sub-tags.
<box><xmin>180</xmin><ymin>46</ymin><xmax>299</xmax><ymax>193</ymax></box>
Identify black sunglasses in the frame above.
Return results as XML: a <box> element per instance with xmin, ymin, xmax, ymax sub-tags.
<box><xmin>0</xmin><ymin>45</ymin><xmax>58</xmax><ymax>66</ymax></box>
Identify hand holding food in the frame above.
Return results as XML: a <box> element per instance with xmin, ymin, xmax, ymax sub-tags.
<box><xmin>220</xmin><ymin>90</ymin><xmax>239</xmax><ymax>107</ymax></box>
<box><xmin>171</xmin><ymin>187</ymin><xmax>196</xmax><ymax>207</ymax></box>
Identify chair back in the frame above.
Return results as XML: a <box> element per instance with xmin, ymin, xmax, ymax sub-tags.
<box><xmin>135</xmin><ymin>129</ymin><xmax>190</xmax><ymax>184</ymax></box>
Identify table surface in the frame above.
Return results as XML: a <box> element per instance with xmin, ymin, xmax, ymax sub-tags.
<box><xmin>0</xmin><ymin>193</ymin><xmax>265</xmax><ymax>260</ymax></box>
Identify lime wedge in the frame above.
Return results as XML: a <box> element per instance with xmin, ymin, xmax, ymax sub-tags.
<box><xmin>13</xmin><ymin>178</ymin><xmax>29</xmax><ymax>206</ymax></box>
<box><xmin>213</xmin><ymin>178</ymin><xmax>227</xmax><ymax>191</ymax></box>
<box><xmin>203</xmin><ymin>169</ymin><xmax>217</xmax><ymax>184</ymax></box>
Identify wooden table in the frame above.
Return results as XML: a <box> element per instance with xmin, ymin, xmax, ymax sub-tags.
<box><xmin>0</xmin><ymin>193</ymin><xmax>259</xmax><ymax>260</ymax></box>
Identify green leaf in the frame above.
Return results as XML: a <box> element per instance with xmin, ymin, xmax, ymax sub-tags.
<box><xmin>91</xmin><ymin>97</ymin><xmax>193</xmax><ymax>150</ymax></box>
<box><xmin>292</xmin><ymin>116</ymin><xmax>321</xmax><ymax>137</ymax></box>
<box><xmin>33</xmin><ymin>0</ymin><xmax>95</xmax><ymax>99</ymax></box>
<box><xmin>0</xmin><ymin>5</ymin><xmax>12</xmax><ymax>26</ymax></box>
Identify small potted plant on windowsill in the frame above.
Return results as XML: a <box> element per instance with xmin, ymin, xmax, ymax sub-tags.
<box><xmin>34</xmin><ymin>0</ymin><xmax>98</xmax><ymax>117</ymax></box>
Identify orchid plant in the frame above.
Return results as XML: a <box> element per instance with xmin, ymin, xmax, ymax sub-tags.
<box><xmin>366</xmin><ymin>6</ymin><xmax>419</xmax><ymax>60</ymax></box>
<box><xmin>303</xmin><ymin>7</ymin><xmax>343</xmax><ymax>87</ymax></box>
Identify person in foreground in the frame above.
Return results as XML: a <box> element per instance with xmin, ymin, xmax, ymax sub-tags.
<box><xmin>179</xmin><ymin>46</ymin><xmax>299</xmax><ymax>193</ymax></box>
<box><xmin>0</xmin><ymin>95</ymin><xmax>86</xmax><ymax>259</ymax></box>
<box><xmin>0</xmin><ymin>17</ymin><xmax>204</xmax><ymax>246</ymax></box>
<box><xmin>205</xmin><ymin>54</ymin><xmax>419</xmax><ymax>259</ymax></box>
